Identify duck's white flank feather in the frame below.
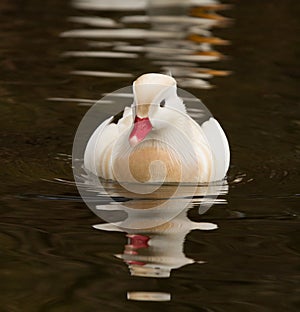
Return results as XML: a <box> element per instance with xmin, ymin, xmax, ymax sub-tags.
<box><xmin>201</xmin><ymin>117</ymin><xmax>230</xmax><ymax>181</ymax></box>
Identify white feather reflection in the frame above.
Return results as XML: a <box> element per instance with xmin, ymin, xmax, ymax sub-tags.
<box><xmin>62</xmin><ymin>51</ymin><xmax>138</xmax><ymax>58</ymax></box>
<box><xmin>90</xmin><ymin>180</ymin><xmax>228</xmax><ymax>301</ymax></box>
<box><xmin>71</xmin><ymin>71</ymin><xmax>133</xmax><ymax>78</ymax></box>
<box><xmin>127</xmin><ymin>291</ymin><xmax>171</xmax><ymax>302</ymax></box>
<box><xmin>72</xmin><ymin>0</ymin><xmax>148</xmax><ymax>11</ymax></box>
<box><xmin>95</xmin><ymin>206</ymin><xmax>217</xmax><ymax>277</ymax></box>
<box><xmin>68</xmin><ymin>16</ymin><xmax>121</xmax><ymax>27</ymax></box>
<box><xmin>63</xmin><ymin>0</ymin><xmax>231</xmax><ymax>88</ymax></box>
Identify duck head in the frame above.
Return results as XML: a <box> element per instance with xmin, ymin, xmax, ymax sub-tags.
<box><xmin>129</xmin><ymin>73</ymin><xmax>186</xmax><ymax>147</ymax></box>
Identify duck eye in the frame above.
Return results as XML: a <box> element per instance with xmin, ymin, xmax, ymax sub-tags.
<box><xmin>160</xmin><ymin>100</ymin><xmax>165</xmax><ymax>107</ymax></box>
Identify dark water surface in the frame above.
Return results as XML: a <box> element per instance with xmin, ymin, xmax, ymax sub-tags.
<box><xmin>0</xmin><ymin>0</ymin><xmax>299</xmax><ymax>311</ymax></box>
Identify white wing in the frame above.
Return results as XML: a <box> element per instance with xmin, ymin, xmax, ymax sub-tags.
<box><xmin>201</xmin><ymin>117</ymin><xmax>230</xmax><ymax>181</ymax></box>
<box><xmin>84</xmin><ymin>107</ymin><xmax>133</xmax><ymax>179</ymax></box>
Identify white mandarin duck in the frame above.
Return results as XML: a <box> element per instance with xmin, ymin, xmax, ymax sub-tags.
<box><xmin>84</xmin><ymin>73</ymin><xmax>229</xmax><ymax>183</ymax></box>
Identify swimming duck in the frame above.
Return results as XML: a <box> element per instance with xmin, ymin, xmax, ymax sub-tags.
<box><xmin>84</xmin><ymin>73</ymin><xmax>229</xmax><ymax>183</ymax></box>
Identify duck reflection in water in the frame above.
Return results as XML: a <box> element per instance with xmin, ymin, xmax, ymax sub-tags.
<box><xmin>95</xmin><ymin>206</ymin><xmax>217</xmax><ymax>278</ymax></box>
<box><xmin>65</xmin><ymin>0</ymin><xmax>231</xmax><ymax>88</ymax></box>
<box><xmin>91</xmin><ymin>181</ymin><xmax>228</xmax><ymax>301</ymax></box>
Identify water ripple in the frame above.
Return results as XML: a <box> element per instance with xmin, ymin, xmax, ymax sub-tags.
<box><xmin>60</xmin><ymin>0</ymin><xmax>231</xmax><ymax>88</ymax></box>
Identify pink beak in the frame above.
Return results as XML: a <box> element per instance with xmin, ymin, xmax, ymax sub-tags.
<box><xmin>129</xmin><ymin>116</ymin><xmax>152</xmax><ymax>146</ymax></box>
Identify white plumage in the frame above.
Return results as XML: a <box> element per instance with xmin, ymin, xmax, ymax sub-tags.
<box><xmin>84</xmin><ymin>73</ymin><xmax>230</xmax><ymax>183</ymax></box>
